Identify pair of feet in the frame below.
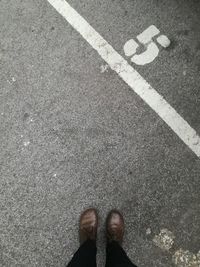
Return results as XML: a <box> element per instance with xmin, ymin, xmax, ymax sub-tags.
<box><xmin>79</xmin><ymin>209</ymin><xmax>124</xmax><ymax>245</ymax></box>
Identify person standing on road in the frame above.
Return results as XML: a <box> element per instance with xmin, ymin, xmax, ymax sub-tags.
<box><xmin>67</xmin><ymin>208</ymin><xmax>138</xmax><ymax>267</ymax></box>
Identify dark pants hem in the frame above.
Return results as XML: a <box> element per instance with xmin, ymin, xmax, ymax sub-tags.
<box><xmin>67</xmin><ymin>240</ymin><xmax>137</xmax><ymax>267</ymax></box>
<box><xmin>67</xmin><ymin>240</ymin><xmax>97</xmax><ymax>267</ymax></box>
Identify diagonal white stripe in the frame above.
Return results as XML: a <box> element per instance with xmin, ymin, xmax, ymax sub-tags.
<box><xmin>47</xmin><ymin>0</ymin><xmax>200</xmax><ymax>158</ymax></box>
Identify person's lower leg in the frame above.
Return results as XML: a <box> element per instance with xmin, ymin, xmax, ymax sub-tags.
<box><xmin>106</xmin><ymin>241</ymin><xmax>137</xmax><ymax>267</ymax></box>
<box><xmin>67</xmin><ymin>239</ymin><xmax>97</xmax><ymax>267</ymax></box>
<box><xmin>105</xmin><ymin>210</ymin><xmax>138</xmax><ymax>267</ymax></box>
<box><xmin>67</xmin><ymin>208</ymin><xmax>98</xmax><ymax>267</ymax></box>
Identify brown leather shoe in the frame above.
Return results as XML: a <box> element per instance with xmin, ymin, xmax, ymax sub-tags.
<box><xmin>79</xmin><ymin>208</ymin><xmax>98</xmax><ymax>245</ymax></box>
<box><xmin>106</xmin><ymin>210</ymin><xmax>124</xmax><ymax>244</ymax></box>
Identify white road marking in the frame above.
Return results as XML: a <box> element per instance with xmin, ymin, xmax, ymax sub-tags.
<box><xmin>131</xmin><ymin>42</ymin><xmax>159</xmax><ymax>65</ymax></box>
<box><xmin>124</xmin><ymin>25</ymin><xmax>170</xmax><ymax>65</ymax></box>
<box><xmin>137</xmin><ymin>25</ymin><xmax>160</xmax><ymax>44</ymax></box>
<box><xmin>46</xmin><ymin>0</ymin><xmax>200</xmax><ymax>157</ymax></box>
<box><xmin>157</xmin><ymin>35</ymin><xmax>171</xmax><ymax>48</ymax></box>
<box><xmin>124</xmin><ymin>39</ymin><xmax>139</xmax><ymax>57</ymax></box>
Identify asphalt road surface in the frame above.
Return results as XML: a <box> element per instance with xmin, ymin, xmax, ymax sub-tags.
<box><xmin>0</xmin><ymin>0</ymin><xmax>200</xmax><ymax>266</ymax></box>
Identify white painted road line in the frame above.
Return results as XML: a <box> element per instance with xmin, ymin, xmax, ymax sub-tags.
<box><xmin>47</xmin><ymin>0</ymin><xmax>200</xmax><ymax>158</ymax></box>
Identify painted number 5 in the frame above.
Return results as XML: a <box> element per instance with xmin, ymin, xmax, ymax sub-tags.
<box><xmin>124</xmin><ymin>25</ymin><xmax>170</xmax><ymax>65</ymax></box>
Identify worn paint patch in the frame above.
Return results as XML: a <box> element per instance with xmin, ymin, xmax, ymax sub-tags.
<box><xmin>100</xmin><ymin>64</ymin><xmax>109</xmax><ymax>73</ymax></box>
<box><xmin>153</xmin><ymin>229</ymin><xmax>175</xmax><ymax>251</ymax></box>
<box><xmin>23</xmin><ymin>141</ymin><xmax>30</xmax><ymax>147</ymax></box>
<box><xmin>146</xmin><ymin>227</ymin><xmax>152</xmax><ymax>235</ymax></box>
<box><xmin>152</xmin><ymin>229</ymin><xmax>200</xmax><ymax>266</ymax></box>
<box><xmin>173</xmin><ymin>249</ymin><xmax>200</xmax><ymax>267</ymax></box>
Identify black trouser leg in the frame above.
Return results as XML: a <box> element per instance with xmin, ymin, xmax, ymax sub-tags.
<box><xmin>106</xmin><ymin>241</ymin><xmax>137</xmax><ymax>267</ymax></box>
<box><xmin>67</xmin><ymin>240</ymin><xmax>97</xmax><ymax>267</ymax></box>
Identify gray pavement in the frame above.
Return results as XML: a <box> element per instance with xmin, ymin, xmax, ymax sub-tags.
<box><xmin>0</xmin><ymin>0</ymin><xmax>200</xmax><ymax>266</ymax></box>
